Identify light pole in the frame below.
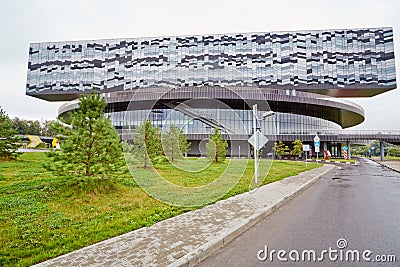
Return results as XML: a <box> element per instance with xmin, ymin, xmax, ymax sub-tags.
<box><xmin>252</xmin><ymin>104</ymin><xmax>275</xmax><ymax>184</ymax></box>
<box><xmin>253</xmin><ymin>104</ymin><xmax>258</xmax><ymax>182</ymax></box>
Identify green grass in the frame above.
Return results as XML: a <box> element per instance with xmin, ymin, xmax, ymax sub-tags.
<box><xmin>0</xmin><ymin>153</ymin><xmax>320</xmax><ymax>266</ymax></box>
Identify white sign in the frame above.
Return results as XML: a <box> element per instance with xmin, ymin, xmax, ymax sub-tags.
<box><xmin>303</xmin><ymin>145</ymin><xmax>311</xmax><ymax>152</ymax></box>
<box><xmin>315</xmin><ymin>146</ymin><xmax>320</xmax><ymax>153</ymax></box>
<box><xmin>314</xmin><ymin>135</ymin><xmax>320</xmax><ymax>143</ymax></box>
<box><xmin>248</xmin><ymin>131</ymin><xmax>269</xmax><ymax>151</ymax></box>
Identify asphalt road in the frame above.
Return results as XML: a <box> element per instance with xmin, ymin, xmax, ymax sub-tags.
<box><xmin>198</xmin><ymin>158</ymin><xmax>400</xmax><ymax>266</ymax></box>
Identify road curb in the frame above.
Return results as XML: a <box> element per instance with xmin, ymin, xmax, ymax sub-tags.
<box><xmin>169</xmin><ymin>164</ymin><xmax>335</xmax><ymax>267</ymax></box>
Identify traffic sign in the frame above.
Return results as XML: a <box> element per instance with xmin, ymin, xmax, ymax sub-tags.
<box><xmin>314</xmin><ymin>135</ymin><xmax>320</xmax><ymax>149</ymax></box>
<box><xmin>315</xmin><ymin>146</ymin><xmax>320</xmax><ymax>153</ymax></box>
<box><xmin>303</xmin><ymin>145</ymin><xmax>311</xmax><ymax>151</ymax></box>
<box><xmin>343</xmin><ymin>146</ymin><xmax>348</xmax><ymax>151</ymax></box>
<box><xmin>248</xmin><ymin>131</ymin><xmax>269</xmax><ymax>151</ymax></box>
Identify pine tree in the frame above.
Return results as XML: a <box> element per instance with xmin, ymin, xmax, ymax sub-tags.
<box><xmin>206</xmin><ymin>127</ymin><xmax>228</xmax><ymax>162</ymax></box>
<box><xmin>163</xmin><ymin>124</ymin><xmax>191</xmax><ymax>161</ymax></box>
<box><xmin>0</xmin><ymin>107</ymin><xmax>21</xmax><ymax>160</ymax></box>
<box><xmin>132</xmin><ymin>120</ymin><xmax>162</xmax><ymax>168</ymax></box>
<box><xmin>45</xmin><ymin>92</ymin><xmax>123</xmax><ymax>177</ymax></box>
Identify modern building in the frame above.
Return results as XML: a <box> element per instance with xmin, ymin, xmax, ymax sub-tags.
<box><xmin>26</xmin><ymin>27</ymin><xmax>396</xmax><ymax>157</ymax></box>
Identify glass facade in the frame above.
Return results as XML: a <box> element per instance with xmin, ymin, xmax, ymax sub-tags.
<box><xmin>27</xmin><ymin>28</ymin><xmax>395</xmax><ymax>142</ymax></box>
<box><xmin>27</xmin><ymin>28</ymin><xmax>396</xmax><ymax>99</ymax></box>
<box><xmin>108</xmin><ymin>109</ymin><xmax>341</xmax><ymax>135</ymax></box>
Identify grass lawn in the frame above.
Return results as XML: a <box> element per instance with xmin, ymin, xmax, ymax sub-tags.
<box><xmin>0</xmin><ymin>153</ymin><xmax>320</xmax><ymax>267</ymax></box>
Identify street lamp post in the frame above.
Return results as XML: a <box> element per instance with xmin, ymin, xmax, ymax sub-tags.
<box><xmin>253</xmin><ymin>104</ymin><xmax>258</xmax><ymax>182</ymax></box>
<box><xmin>252</xmin><ymin>104</ymin><xmax>275</xmax><ymax>184</ymax></box>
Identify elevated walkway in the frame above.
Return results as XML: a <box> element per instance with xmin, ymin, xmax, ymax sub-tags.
<box><xmin>182</xmin><ymin>130</ymin><xmax>400</xmax><ymax>145</ymax></box>
<box><xmin>274</xmin><ymin>130</ymin><xmax>400</xmax><ymax>145</ymax></box>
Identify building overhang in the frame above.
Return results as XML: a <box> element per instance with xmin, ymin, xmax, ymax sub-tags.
<box><xmin>58</xmin><ymin>87</ymin><xmax>364</xmax><ymax>129</ymax></box>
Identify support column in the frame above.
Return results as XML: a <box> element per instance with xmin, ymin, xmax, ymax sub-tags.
<box><xmin>337</xmin><ymin>143</ymin><xmax>342</xmax><ymax>157</ymax></box>
<box><xmin>323</xmin><ymin>141</ymin><xmax>328</xmax><ymax>152</ymax></box>
<box><xmin>347</xmin><ymin>140</ymin><xmax>351</xmax><ymax>160</ymax></box>
<box><xmin>380</xmin><ymin>140</ymin><xmax>385</xmax><ymax>161</ymax></box>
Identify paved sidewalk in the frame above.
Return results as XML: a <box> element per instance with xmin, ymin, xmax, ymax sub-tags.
<box><xmin>374</xmin><ymin>160</ymin><xmax>400</xmax><ymax>172</ymax></box>
<box><xmin>34</xmin><ymin>164</ymin><xmax>334</xmax><ymax>267</ymax></box>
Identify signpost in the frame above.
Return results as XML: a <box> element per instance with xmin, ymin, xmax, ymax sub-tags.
<box><xmin>303</xmin><ymin>144</ymin><xmax>310</xmax><ymax>166</ymax></box>
<box><xmin>248</xmin><ymin>104</ymin><xmax>273</xmax><ymax>184</ymax></box>
<box><xmin>248</xmin><ymin>131</ymin><xmax>269</xmax><ymax>151</ymax></box>
<box><xmin>248</xmin><ymin>131</ymin><xmax>269</xmax><ymax>183</ymax></box>
<box><xmin>314</xmin><ymin>135</ymin><xmax>320</xmax><ymax>162</ymax></box>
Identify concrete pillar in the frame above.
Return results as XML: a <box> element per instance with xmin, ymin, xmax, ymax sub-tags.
<box><xmin>380</xmin><ymin>140</ymin><xmax>385</xmax><ymax>161</ymax></box>
<box><xmin>323</xmin><ymin>141</ymin><xmax>328</xmax><ymax>152</ymax></box>
<box><xmin>337</xmin><ymin>143</ymin><xmax>342</xmax><ymax>157</ymax></box>
<box><xmin>347</xmin><ymin>140</ymin><xmax>351</xmax><ymax>160</ymax></box>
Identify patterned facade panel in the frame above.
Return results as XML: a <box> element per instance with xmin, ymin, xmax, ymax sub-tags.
<box><xmin>26</xmin><ymin>28</ymin><xmax>396</xmax><ymax>97</ymax></box>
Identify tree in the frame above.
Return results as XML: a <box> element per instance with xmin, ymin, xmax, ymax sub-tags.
<box><xmin>0</xmin><ymin>107</ymin><xmax>21</xmax><ymax>160</ymax></box>
<box><xmin>11</xmin><ymin>118</ymin><xmax>41</xmax><ymax>135</ymax></box>
<box><xmin>28</xmin><ymin>120</ymin><xmax>41</xmax><ymax>135</ymax></box>
<box><xmin>274</xmin><ymin>141</ymin><xmax>289</xmax><ymax>159</ymax></box>
<box><xmin>162</xmin><ymin>125</ymin><xmax>191</xmax><ymax>161</ymax></box>
<box><xmin>388</xmin><ymin>146</ymin><xmax>400</xmax><ymax>157</ymax></box>
<box><xmin>45</xmin><ymin>92</ymin><xmax>123</xmax><ymax>177</ymax></box>
<box><xmin>11</xmin><ymin>117</ymin><xmax>56</xmax><ymax>136</ymax></box>
<box><xmin>41</xmin><ymin>120</ymin><xmax>57</xmax><ymax>136</ymax></box>
<box><xmin>132</xmin><ymin>120</ymin><xmax>162</xmax><ymax>168</ymax></box>
<box><xmin>351</xmin><ymin>145</ymin><xmax>370</xmax><ymax>156</ymax></box>
<box><xmin>11</xmin><ymin>117</ymin><xmax>26</xmax><ymax>134</ymax></box>
<box><xmin>206</xmin><ymin>127</ymin><xmax>228</xmax><ymax>162</ymax></box>
<box><xmin>291</xmin><ymin>139</ymin><xmax>303</xmax><ymax>159</ymax></box>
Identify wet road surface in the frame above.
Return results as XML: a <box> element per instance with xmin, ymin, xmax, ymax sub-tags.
<box><xmin>199</xmin><ymin>158</ymin><xmax>400</xmax><ymax>266</ymax></box>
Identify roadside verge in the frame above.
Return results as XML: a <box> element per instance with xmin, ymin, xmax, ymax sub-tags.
<box><xmin>370</xmin><ymin>158</ymin><xmax>400</xmax><ymax>173</ymax></box>
<box><xmin>34</xmin><ymin>164</ymin><xmax>335</xmax><ymax>267</ymax></box>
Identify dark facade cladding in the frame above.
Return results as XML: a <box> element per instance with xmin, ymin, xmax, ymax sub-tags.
<box><xmin>27</xmin><ymin>28</ymin><xmax>396</xmax><ymax>101</ymax></box>
<box><xmin>25</xmin><ymin>28</ymin><xmax>397</xmax><ymax>156</ymax></box>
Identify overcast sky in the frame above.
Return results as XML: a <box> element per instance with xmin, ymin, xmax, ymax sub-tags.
<box><xmin>0</xmin><ymin>0</ymin><xmax>399</xmax><ymax>130</ymax></box>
